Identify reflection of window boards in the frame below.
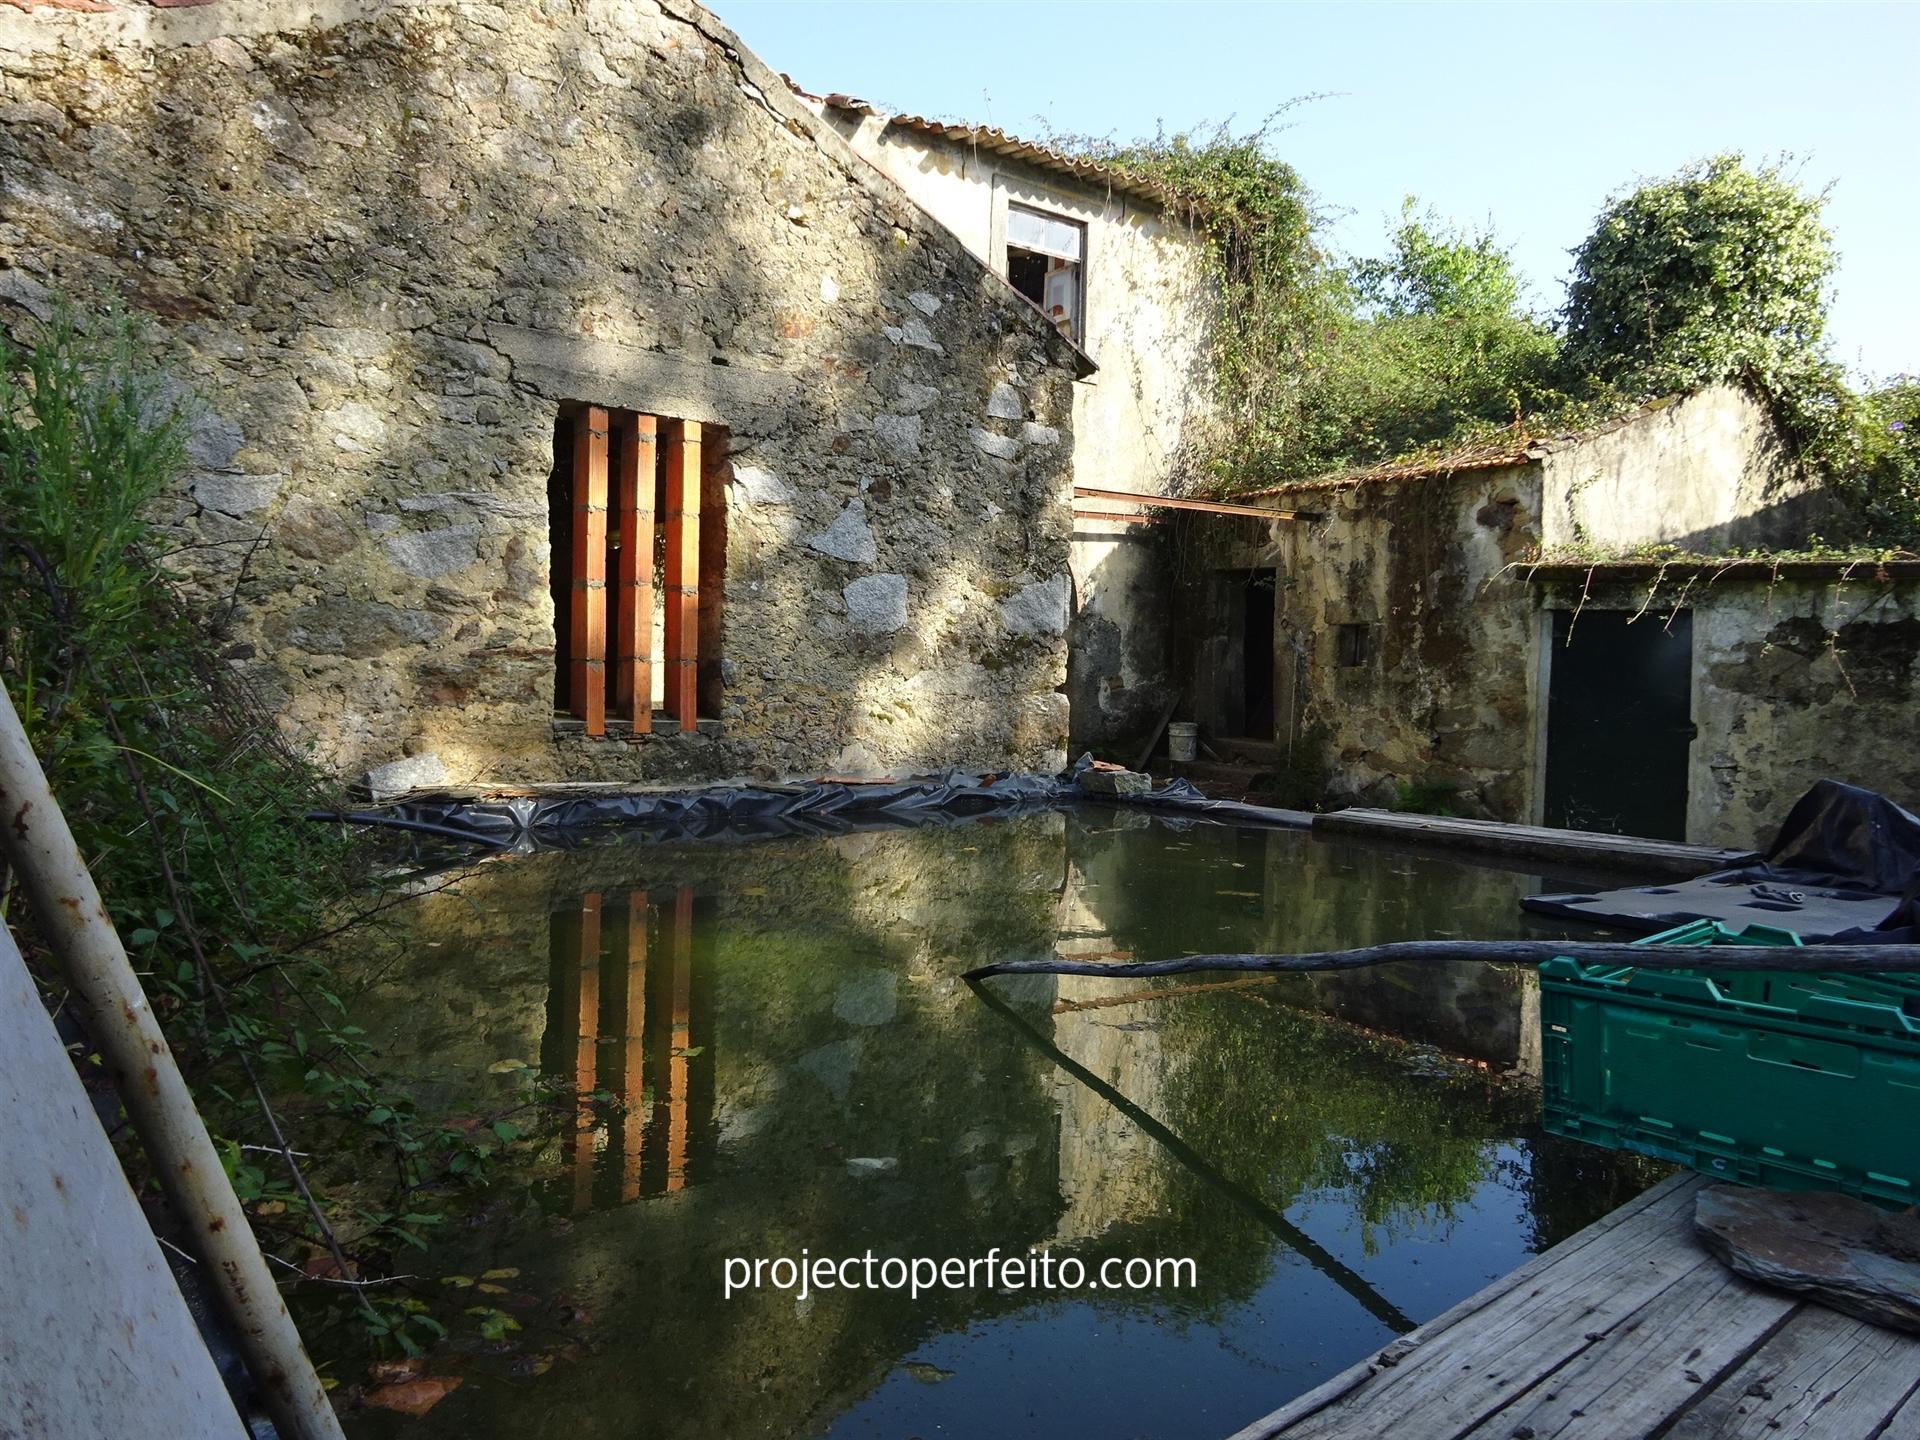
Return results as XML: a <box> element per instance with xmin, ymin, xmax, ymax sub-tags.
<box><xmin>1006</xmin><ymin>202</ymin><xmax>1084</xmax><ymax>344</ymax></box>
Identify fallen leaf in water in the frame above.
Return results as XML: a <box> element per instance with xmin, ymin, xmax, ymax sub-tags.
<box><xmin>1216</xmin><ymin>890</ymin><xmax>1260</xmax><ymax>898</ymax></box>
<box><xmin>369</xmin><ymin>1357</ymin><xmax>424</xmax><ymax>1386</ymax></box>
<box><xmin>739</xmin><ymin>885</ymin><xmax>769</xmax><ymax>896</ymax></box>
<box><xmin>487</xmin><ymin>1059</ymin><xmax>530</xmax><ymax>1074</ymax></box>
<box><xmin>480</xmin><ymin>1267</ymin><xmax>521</xmax><ymax>1281</ymax></box>
<box><xmin>903</xmin><ymin>1362</ymin><xmax>955</xmax><ymax>1384</ymax></box>
<box><xmin>364</xmin><ymin>1377</ymin><xmax>461</xmax><ymax>1417</ymax></box>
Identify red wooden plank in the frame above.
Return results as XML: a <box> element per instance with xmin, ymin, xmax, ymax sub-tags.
<box><xmin>569</xmin><ymin>407</ymin><xmax>609</xmax><ymax>735</ymax></box>
<box><xmin>666</xmin><ymin>885</ymin><xmax>693</xmax><ymax>1193</ymax></box>
<box><xmin>619</xmin><ymin>893</ymin><xmax>647</xmax><ymax>1203</ymax></box>
<box><xmin>573</xmin><ymin>891</ymin><xmax>601</xmax><ymax>1213</ymax></box>
<box><xmin>1071</xmin><ymin>484</ymin><xmax>1309</xmax><ymax>521</ymax></box>
<box><xmin>613</xmin><ymin>412</ymin><xmax>656</xmax><ymax>731</ymax></box>
<box><xmin>663</xmin><ymin>420</ymin><xmax>702</xmax><ymax>729</ymax></box>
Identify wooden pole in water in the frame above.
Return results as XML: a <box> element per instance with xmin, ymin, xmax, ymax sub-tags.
<box><xmin>963</xmin><ymin>939</ymin><xmax>1920</xmax><ymax>983</ymax></box>
<box><xmin>0</xmin><ymin>681</ymin><xmax>346</xmax><ymax>1440</ymax></box>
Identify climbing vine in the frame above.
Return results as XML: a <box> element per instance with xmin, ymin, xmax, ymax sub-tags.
<box><xmin>1068</xmin><ymin>134</ymin><xmax>1915</xmax><ymax>543</ymax></box>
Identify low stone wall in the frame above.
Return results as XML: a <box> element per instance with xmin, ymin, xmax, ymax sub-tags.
<box><xmin>0</xmin><ymin>0</ymin><xmax>1080</xmax><ymax>787</ymax></box>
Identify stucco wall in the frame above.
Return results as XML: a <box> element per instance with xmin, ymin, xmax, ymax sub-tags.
<box><xmin>1192</xmin><ymin>464</ymin><xmax>1545</xmax><ymax>817</ymax></box>
<box><xmin>1539</xmin><ymin>384</ymin><xmax>1829</xmax><ymax>553</ymax></box>
<box><xmin>818</xmin><ymin>112</ymin><xmax>1213</xmax><ymax>749</ymax></box>
<box><xmin>1684</xmin><ymin>575</ymin><xmax>1918</xmax><ymax>847</ymax></box>
<box><xmin>0</xmin><ymin>0</ymin><xmax>1081</xmax><ymax>787</ymax></box>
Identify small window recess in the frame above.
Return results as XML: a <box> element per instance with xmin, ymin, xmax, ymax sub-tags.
<box><xmin>1335</xmin><ymin>623</ymin><xmax>1373</xmax><ymax>669</ymax></box>
<box><xmin>548</xmin><ymin>405</ymin><xmax>729</xmax><ymax>738</ymax></box>
<box><xmin>1005</xmin><ymin>202</ymin><xmax>1085</xmax><ymax>345</ymax></box>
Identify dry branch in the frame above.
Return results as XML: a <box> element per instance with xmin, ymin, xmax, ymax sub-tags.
<box><xmin>962</xmin><ymin>940</ymin><xmax>1920</xmax><ymax>983</ymax></box>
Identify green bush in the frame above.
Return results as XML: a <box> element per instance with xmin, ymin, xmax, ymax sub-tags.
<box><xmin>0</xmin><ymin>305</ymin><xmax>516</xmax><ymax>1357</ymax></box>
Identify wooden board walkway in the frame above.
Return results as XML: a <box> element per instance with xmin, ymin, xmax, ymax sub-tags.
<box><xmin>1226</xmin><ymin>1173</ymin><xmax>1920</xmax><ymax>1440</ymax></box>
<box><xmin>1312</xmin><ymin>809</ymin><xmax>1759</xmax><ymax>878</ymax></box>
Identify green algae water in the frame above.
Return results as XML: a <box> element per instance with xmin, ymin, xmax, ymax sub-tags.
<box><xmin>336</xmin><ymin>807</ymin><xmax>1662</xmax><ymax>1439</ymax></box>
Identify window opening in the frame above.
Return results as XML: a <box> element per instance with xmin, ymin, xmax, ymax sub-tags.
<box><xmin>549</xmin><ymin>406</ymin><xmax>729</xmax><ymax>736</ymax></box>
<box><xmin>1006</xmin><ymin>202</ymin><xmax>1084</xmax><ymax>344</ymax></box>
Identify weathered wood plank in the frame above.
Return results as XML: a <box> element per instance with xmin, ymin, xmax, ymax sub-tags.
<box><xmin>1664</xmin><ymin>1304</ymin><xmax>1920</xmax><ymax>1439</ymax></box>
<box><xmin>1311</xmin><ymin>808</ymin><xmax>1756</xmax><ymax>877</ymax></box>
<box><xmin>1232</xmin><ymin>1177</ymin><xmax>1707</xmax><ymax>1439</ymax></box>
<box><xmin>1238</xmin><ymin>1168</ymin><xmax>1920</xmax><ymax>1440</ymax></box>
<box><xmin>612</xmin><ymin>411</ymin><xmax>655</xmax><ymax>731</ymax></box>
<box><xmin>662</xmin><ymin>419</ymin><xmax>701</xmax><ymax>729</ymax></box>
<box><xmin>1477</xmin><ymin>1260</ymin><xmax>1798</xmax><ymax>1438</ymax></box>
<box><xmin>568</xmin><ymin>406</ymin><xmax>610</xmax><ymax>734</ymax></box>
<box><xmin>1281</xmin><ymin>1218</ymin><xmax>1719</xmax><ymax>1437</ymax></box>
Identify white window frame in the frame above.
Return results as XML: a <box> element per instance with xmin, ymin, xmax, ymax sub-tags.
<box><xmin>990</xmin><ymin>178</ymin><xmax>1096</xmax><ymax>358</ymax></box>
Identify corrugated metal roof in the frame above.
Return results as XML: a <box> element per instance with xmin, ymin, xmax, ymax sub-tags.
<box><xmin>795</xmin><ymin>82</ymin><xmax>1186</xmax><ymax>211</ymax></box>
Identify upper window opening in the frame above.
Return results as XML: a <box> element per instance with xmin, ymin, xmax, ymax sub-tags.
<box><xmin>1006</xmin><ymin>203</ymin><xmax>1084</xmax><ymax>345</ymax></box>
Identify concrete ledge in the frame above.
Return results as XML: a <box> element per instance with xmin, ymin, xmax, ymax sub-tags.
<box><xmin>1312</xmin><ymin>808</ymin><xmax>1756</xmax><ymax>877</ymax></box>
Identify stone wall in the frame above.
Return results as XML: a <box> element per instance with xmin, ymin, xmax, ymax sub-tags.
<box><xmin>0</xmin><ymin>0</ymin><xmax>1081</xmax><ymax>787</ymax></box>
<box><xmin>1540</xmin><ymin>569</ymin><xmax>1920</xmax><ymax>849</ymax></box>
<box><xmin>817</xmin><ymin>110</ymin><xmax>1213</xmax><ymax>752</ymax></box>
<box><xmin>1178</xmin><ymin>463</ymin><xmax>1546</xmax><ymax>817</ymax></box>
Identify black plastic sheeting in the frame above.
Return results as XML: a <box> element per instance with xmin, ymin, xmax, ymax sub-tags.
<box><xmin>352</xmin><ymin>757</ymin><xmax>1312</xmax><ymax>854</ymax></box>
<box><xmin>1523</xmin><ymin>780</ymin><xmax>1920</xmax><ymax>944</ymax></box>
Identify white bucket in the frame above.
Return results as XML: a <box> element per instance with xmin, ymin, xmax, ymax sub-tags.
<box><xmin>1166</xmin><ymin>721</ymin><xmax>1198</xmax><ymax>763</ymax></box>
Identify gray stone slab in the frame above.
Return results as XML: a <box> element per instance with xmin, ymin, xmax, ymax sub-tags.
<box><xmin>1696</xmin><ymin>1184</ymin><xmax>1920</xmax><ymax>1334</ymax></box>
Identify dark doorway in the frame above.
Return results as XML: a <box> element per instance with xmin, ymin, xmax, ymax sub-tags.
<box><xmin>1543</xmin><ymin>609</ymin><xmax>1695</xmax><ymax>840</ymax></box>
<box><xmin>1242</xmin><ymin>570</ymin><xmax>1276</xmax><ymax>739</ymax></box>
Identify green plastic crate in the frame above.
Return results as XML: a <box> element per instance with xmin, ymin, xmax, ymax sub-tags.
<box><xmin>1540</xmin><ymin>921</ymin><xmax>1920</xmax><ymax>1206</ymax></box>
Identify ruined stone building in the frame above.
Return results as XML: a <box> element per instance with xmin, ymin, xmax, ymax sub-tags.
<box><xmin>1176</xmin><ymin>384</ymin><xmax>1920</xmax><ymax>849</ymax></box>
<box><xmin>0</xmin><ymin>0</ymin><xmax>1093</xmax><ymax>791</ymax></box>
<box><xmin>802</xmin><ymin>93</ymin><xmax>1213</xmax><ymax>752</ymax></box>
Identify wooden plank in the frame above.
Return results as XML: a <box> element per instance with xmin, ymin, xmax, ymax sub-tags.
<box><xmin>1280</xmin><ymin>1201</ymin><xmax>1721</xmax><ymax>1438</ymax></box>
<box><xmin>1131</xmin><ymin>693</ymin><xmax>1180</xmax><ymax>771</ymax></box>
<box><xmin>665</xmin><ymin>886</ymin><xmax>693</xmax><ymax>1194</ymax></box>
<box><xmin>662</xmin><ymin>419</ymin><xmax>701</xmax><ymax>729</ymax></box>
<box><xmin>612</xmin><ymin>412</ymin><xmax>655</xmax><ymax>732</ymax></box>
<box><xmin>1473</xmin><ymin>1260</ymin><xmax>1798</xmax><ymax>1438</ymax></box>
<box><xmin>1665</xmin><ymin>1304</ymin><xmax>1920</xmax><ymax>1439</ymax></box>
<box><xmin>568</xmin><ymin>406</ymin><xmax>609</xmax><ymax>735</ymax></box>
<box><xmin>1311</xmin><ymin>808</ymin><xmax>1757</xmax><ymax>878</ymax></box>
<box><xmin>1071</xmin><ymin>484</ymin><xmax>1312</xmax><ymax>521</ymax></box>
<box><xmin>619</xmin><ymin>893</ymin><xmax>647</xmax><ymax>1204</ymax></box>
<box><xmin>1074</xmin><ymin>509</ymin><xmax>1159</xmax><ymax>526</ymax></box>
<box><xmin>1229</xmin><ymin>1177</ymin><xmax>1705</xmax><ymax>1439</ymax></box>
<box><xmin>572</xmin><ymin>891</ymin><xmax>601</xmax><ymax>1214</ymax></box>
<box><xmin>697</xmin><ymin>429</ymin><xmax>728</xmax><ymax>720</ymax></box>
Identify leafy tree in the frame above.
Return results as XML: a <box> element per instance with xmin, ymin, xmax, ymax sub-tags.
<box><xmin>1562</xmin><ymin>154</ymin><xmax>1837</xmax><ymax>400</ymax></box>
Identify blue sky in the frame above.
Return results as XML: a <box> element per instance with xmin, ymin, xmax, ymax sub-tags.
<box><xmin>723</xmin><ymin>1</ymin><xmax>1918</xmax><ymax>382</ymax></box>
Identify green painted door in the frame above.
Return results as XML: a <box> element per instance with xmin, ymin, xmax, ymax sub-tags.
<box><xmin>1543</xmin><ymin>608</ymin><xmax>1695</xmax><ymax>840</ymax></box>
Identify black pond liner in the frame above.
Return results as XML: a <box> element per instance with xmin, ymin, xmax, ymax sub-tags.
<box><xmin>1523</xmin><ymin>780</ymin><xmax>1920</xmax><ymax>944</ymax></box>
<box><xmin>313</xmin><ymin>757</ymin><xmax>1312</xmax><ymax>856</ymax></box>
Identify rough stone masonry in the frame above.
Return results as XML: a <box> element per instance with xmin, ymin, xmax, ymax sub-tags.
<box><xmin>0</xmin><ymin>0</ymin><xmax>1082</xmax><ymax>788</ymax></box>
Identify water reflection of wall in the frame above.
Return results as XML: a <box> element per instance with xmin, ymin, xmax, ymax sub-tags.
<box><xmin>337</xmin><ymin>811</ymin><xmax>1646</xmax><ymax>1440</ymax></box>
<box><xmin>1048</xmin><ymin>840</ymin><xmax>1182</xmax><ymax>1243</ymax></box>
<box><xmin>343</xmin><ymin>818</ymin><xmax>1077</xmax><ymax>1440</ymax></box>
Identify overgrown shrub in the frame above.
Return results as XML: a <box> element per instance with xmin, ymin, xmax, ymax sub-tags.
<box><xmin>0</xmin><ymin>305</ymin><xmax>519</xmax><ymax>1357</ymax></box>
<box><xmin>1062</xmin><ymin>122</ymin><xmax>1567</xmax><ymax>489</ymax></box>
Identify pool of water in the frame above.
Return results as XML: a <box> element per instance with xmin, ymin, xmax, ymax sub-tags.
<box><xmin>336</xmin><ymin>806</ymin><xmax>1662</xmax><ymax>1439</ymax></box>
